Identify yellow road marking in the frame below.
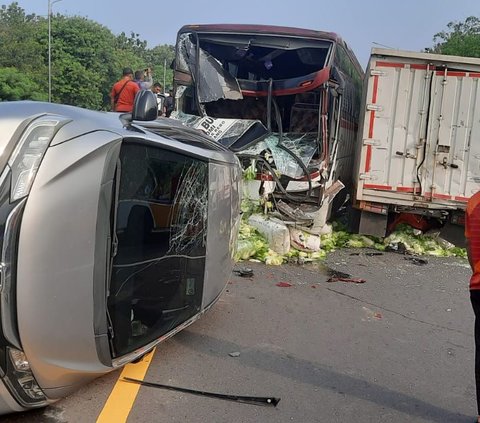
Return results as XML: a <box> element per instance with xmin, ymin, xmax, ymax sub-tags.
<box><xmin>96</xmin><ymin>348</ymin><xmax>156</xmax><ymax>423</ymax></box>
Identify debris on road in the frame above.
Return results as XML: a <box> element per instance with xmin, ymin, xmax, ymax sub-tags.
<box><xmin>362</xmin><ymin>307</ymin><xmax>383</xmax><ymax>321</ymax></box>
<box><xmin>123</xmin><ymin>377</ymin><xmax>280</xmax><ymax>407</ymax></box>
<box><xmin>327</xmin><ymin>269</ymin><xmax>351</xmax><ymax>279</ymax></box>
<box><xmin>404</xmin><ymin>256</ymin><xmax>428</xmax><ymax>266</ymax></box>
<box><xmin>276</xmin><ymin>282</ymin><xmax>293</xmax><ymax>288</ymax></box>
<box><xmin>234</xmin><ymin>214</ymin><xmax>467</xmax><ymax>266</ymax></box>
<box><xmin>327</xmin><ymin>276</ymin><xmax>366</xmax><ymax>284</ymax></box>
<box><xmin>228</xmin><ymin>351</ymin><xmax>241</xmax><ymax>357</ymax></box>
<box><xmin>325</xmin><ymin>268</ymin><xmax>365</xmax><ymax>284</ymax></box>
<box><xmin>233</xmin><ymin>267</ymin><xmax>254</xmax><ymax>278</ymax></box>
<box><xmin>384</xmin><ymin>225</ymin><xmax>467</xmax><ymax>258</ymax></box>
<box><xmin>349</xmin><ymin>252</ymin><xmax>383</xmax><ymax>257</ymax></box>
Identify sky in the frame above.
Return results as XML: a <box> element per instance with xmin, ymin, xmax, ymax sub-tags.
<box><xmin>12</xmin><ymin>0</ymin><xmax>480</xmax><ymax>69</ymax></box>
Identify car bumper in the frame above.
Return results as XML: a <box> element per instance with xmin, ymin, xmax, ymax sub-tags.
<box><xmin>0</xmin><ymin>378</ymin><xmax>27</xmax><ymax>415</ymax></box>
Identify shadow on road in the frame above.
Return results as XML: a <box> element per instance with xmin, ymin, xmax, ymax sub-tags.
<box><xmin>174</xmin><ymin>330</ymin><xmax>472</xmax><ymax>423</ymax></box>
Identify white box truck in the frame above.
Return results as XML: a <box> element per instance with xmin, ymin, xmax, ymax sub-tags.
<box><xmin>352</xmin><ymin>48</ymin><xmax>480</xmax><ymax>241</ymax></box>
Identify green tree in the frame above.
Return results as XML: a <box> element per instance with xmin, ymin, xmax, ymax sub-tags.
<box><xmin>0</xmin><ymin>1</ymin><xmax>176</xmax><ymax>108</ymax></box>
<box><xmin>49</xmin><ymin>16</ymin><xmax>152</xmax><ymax>108</ymax></box>
<box><xmin>143</xmin><ymin>44</ymin><xmax>176</xmax><ymax>90</ymax></box>
<box><xmin>428</xmin><ymin>16</ymin><xmax>480</xmax><ymax>58</ymax></box>
<box><xmin>0</xmin><ymin>67</ymin><xmax>46</xmax><ymax>100</ymax></box>
<box><xmin>0</xmin><ymin>3</ymin><xmax>47</xmax><ymax>96</ymax></box>
<box><xmin>116</xmin><ymin>31</ymin><xmax>148</xmax><ymax>57</ymax></box>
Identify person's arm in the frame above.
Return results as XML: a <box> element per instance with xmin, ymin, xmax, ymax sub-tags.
<box><xmin>143</xmin><ymin>69</ymin><xmax>153</xmax><ymax>90</ymax></box>
<box><xmin>467</xmin><ymin>239</ymin><xmax>475</xmax><ymax>271</ymax></box>
<box><xmin>110</xmin><ymin>87</ymin><xmax>116</xmax><ymax>111</ymax></box>
<box><xmin>466</xmin><ymin>208</ymin><xmax>475</xmax><ymax>271</ymax></box>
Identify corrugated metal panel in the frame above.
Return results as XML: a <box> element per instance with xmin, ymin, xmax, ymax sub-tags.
<box><xmin>424</xmin><ymin>71</ymin><xmax>480</xmax><ymax>201</ymax></box>
<box><xmin>356</xmin><ymin>51</ymin><xmax>480</xmax><ymax>209</ymax></box>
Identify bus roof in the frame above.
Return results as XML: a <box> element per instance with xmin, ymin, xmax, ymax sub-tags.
<box><xmin>178</xmin><ymin>23</ymin><xmax>342</xmax><ymax>43</ymax></box>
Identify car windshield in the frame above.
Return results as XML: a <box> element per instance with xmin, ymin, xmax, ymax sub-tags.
<box><xmin>108</xmin><ymin>142</ymin><xmax>208</xmax><ymax>358</ymax></box>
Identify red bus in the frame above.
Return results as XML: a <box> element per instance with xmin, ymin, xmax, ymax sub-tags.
<box><xmin>173</xmin><ymin>24</ymin><xmax>363</xmax><ymax>217</ymax></box>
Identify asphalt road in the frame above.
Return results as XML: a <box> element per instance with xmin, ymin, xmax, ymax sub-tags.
<box><xmin>2</xmin><ymin>249</ymin><xmax>476</xmax><ymax>422</ymax></box>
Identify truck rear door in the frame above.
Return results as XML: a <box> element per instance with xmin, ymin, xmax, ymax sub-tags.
<box><xmin>358</xmin><ymin>53</ymin><xmax>480</xmax><ymax>209</ymax></box>
<box><xmin>422</xmin><ymin>68</ymin><xmax>480</xmax><ymax>205</ymax></box>
<box><xmin>358</xmin><ymin>58</ymin><xmax>432</xmax><ymax>204</ymax></box>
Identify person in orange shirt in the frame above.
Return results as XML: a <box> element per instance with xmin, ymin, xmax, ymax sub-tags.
<box><xmin>466</xmin><ymin>190</ymin><xmax>480</xmax><ymax>423</ymax></box>
<box><xmin>110</xmin><ymin>68</ymin><xmax>140</xmax><ymax>112</ymax></box>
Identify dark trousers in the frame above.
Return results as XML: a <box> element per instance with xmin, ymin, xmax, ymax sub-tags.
<box><xmin>471</xmin><ymin>290</ymin><xmax>480</xmax><ymax>414</ymax></box>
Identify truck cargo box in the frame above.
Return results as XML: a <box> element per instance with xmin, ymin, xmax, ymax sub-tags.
<box><xmin>353</xmin><ymin>48</ymin><xmax>480</xmax><ymax>236</ymax></box>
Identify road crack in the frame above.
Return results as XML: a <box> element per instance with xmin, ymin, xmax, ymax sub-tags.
<box><xmin>325</xmin><ymin>287</ymin><xmax>470</xmax><ymax>336</ymax></box>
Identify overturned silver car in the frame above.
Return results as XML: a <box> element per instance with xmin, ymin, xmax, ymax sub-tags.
<box><xmin>0</xmin><ymin>93</ymin><xmax>241</xmax><ymax>414</ymax></box>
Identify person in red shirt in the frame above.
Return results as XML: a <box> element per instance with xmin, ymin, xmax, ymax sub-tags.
<box><xmin>110</xmin><ymin>68</ymin><xmax>140</xmax><ymax>112</ymax></box>
<box><xmin>466</xmin><ymin>190</ymin><xmax>480</xmax><ymax>423</ymax></box>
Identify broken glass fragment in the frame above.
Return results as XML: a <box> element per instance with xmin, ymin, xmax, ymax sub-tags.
<box><xmin>178</xmin><ymin>34</ymin><xmax>243</xmax><ymax>103</ymax></box>
<box><xmin>241</xmin><ymin>133</ymin><xmax>318</xmax><ymax>179</ymax></box>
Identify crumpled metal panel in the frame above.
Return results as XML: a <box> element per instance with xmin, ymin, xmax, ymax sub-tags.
<box><xmin>173</xmin><ymin>112</ymin><xmax>267</xmax><ymax>150</ymax></box>
<box><xmin>172</xmin><ymin>113</ymin><xmax>317</xmax><ymax>178</ymax></box>
<box><xmin>177</xmin><ymin>34</ymin><xmax>243</xmax><ymax>103</ymax></box>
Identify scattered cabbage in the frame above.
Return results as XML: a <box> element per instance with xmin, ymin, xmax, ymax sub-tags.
<box><xmin>243</xmin><ymin>160</ymin><xmax>256</xmax><ymax>181</ymax></box>
<box><xmin>264</xmin><ymin>250</ymin><xmax>284</xmax><ymax>266</ymax></box>
<box><xmin>309</xmin><ymin>250</ymin><xmax>327</xmax><ymax>260</ymax></box>
<box><xmin>234</xmin><ymin>221</ymin><xmax>270</xmax><ymax>262</ymax></box>
<box><xmin>235</xmin><ymin>201</ymin><xmax>467</xmax><ymax>265</ymax></box>
<box><xmin>383</xmin><ymin>224</ymin><xmax>466</xmax><ymax>257</ymax></box>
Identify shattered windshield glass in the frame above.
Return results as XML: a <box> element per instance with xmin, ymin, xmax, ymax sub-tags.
<box><xmin>241</xmin><ymin>133</ymin><xmax>318</xmax><ymax>179</ymax></box>
<box><xmin>172</xmin><ymin>111</ymin><xmax>318</xmax><ymax>176</ymax></box>
<box><xmin>178</xmin><ymin>33</ymin><xmax>243</xmax><ymax>103</ymax></box>
<box><xmin>108</xmin><ymin>143</ymin><xmax>208</xmax><ymax>358</ymax></box>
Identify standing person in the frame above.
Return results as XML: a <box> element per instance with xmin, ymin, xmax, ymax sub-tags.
<box><xmin>151</xmin><ymin>82</ymin><xmax>163</xmax><ymax>95</ymax></box>
<box><xmin>165</xmin><ymin>89</ymin><xmax>175</xmax><ymax>117</ymax></box>
<box><xmin>134</xmin><ymin>68</ymin><xmax>153</xmax><ymax>90</ymax></box>
<box><xmin>110</xmin><ymin>68</ymin><xmax>140</xmax><ymax>112</ymax></box>
<box><xmin>152</xmin><ymin>83</ymin><xmax>165</xmax><ymax>116</ymax></box>
<box><xmin>466</xmin><ymin>190</ymin><xmax>480</xmax><ymax>423</ymax></box>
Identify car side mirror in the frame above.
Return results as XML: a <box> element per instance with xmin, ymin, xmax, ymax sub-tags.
<box><xmin>132</xmin><ymin>90</ymin><xmax>158</xmax><ymax>121</ymax></box>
